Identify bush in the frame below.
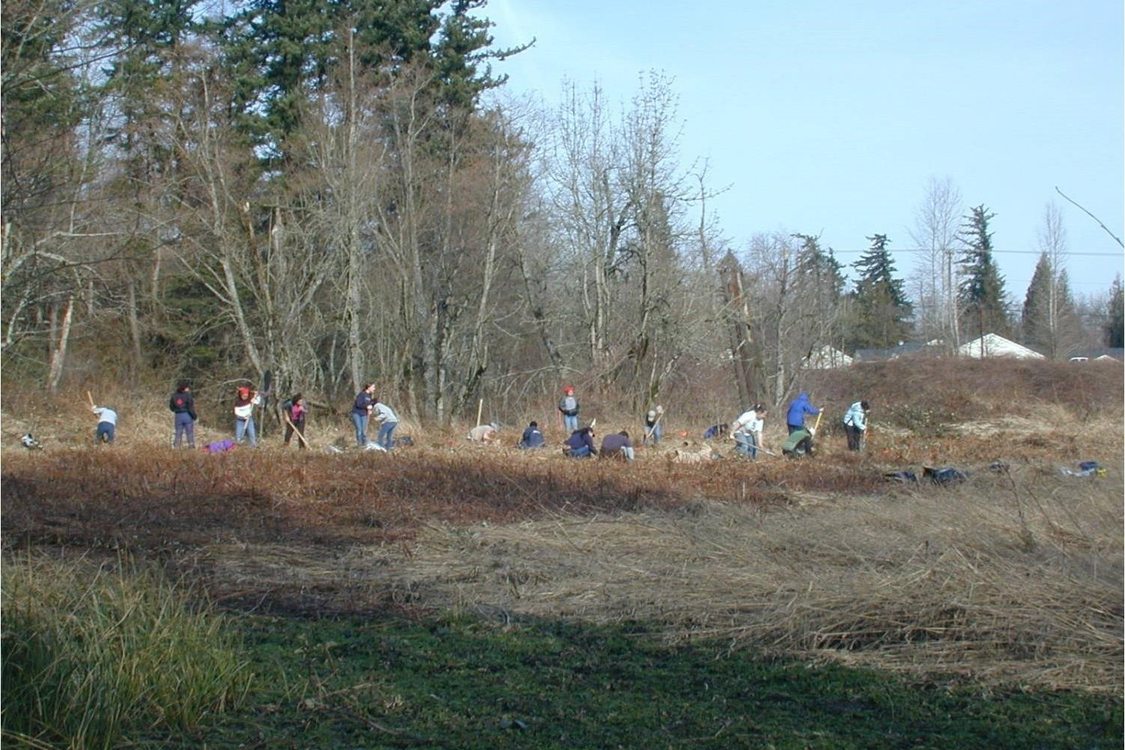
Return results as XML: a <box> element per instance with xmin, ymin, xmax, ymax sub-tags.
<box><xmin>1</xmin><ymin>555</ymin><xmax>251</xmax><ymax>749</ymax></box>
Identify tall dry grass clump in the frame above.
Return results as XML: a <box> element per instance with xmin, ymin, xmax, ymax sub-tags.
<box><xmin>1</xmin><ymin>554</ymin><xmax>251</xmax><ymax>749</ymax></box>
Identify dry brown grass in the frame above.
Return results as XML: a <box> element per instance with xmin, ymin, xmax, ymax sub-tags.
<box><xmin>2</xmin><ymin>358</ymin><xmax>1122</xmax><ymax>692</ymax></box>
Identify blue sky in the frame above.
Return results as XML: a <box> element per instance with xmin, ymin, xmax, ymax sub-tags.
<box><xmin>486</xmin><ymin>1</ymin><xmax>1124</xmax><ymax>301</ymax></box>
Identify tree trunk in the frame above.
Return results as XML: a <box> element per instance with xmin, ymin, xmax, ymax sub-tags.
<box><xmin>47</xmin><ymin>295</ymin><xmax>75</xmax><ymax>393</ymax></box>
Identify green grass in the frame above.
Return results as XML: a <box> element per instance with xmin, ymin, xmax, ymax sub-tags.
<box><xmin>170</xmin><ymin>613</ymin><xmax>1121</xmax><ymax>750</ymax></box>
<box><xmin>1</xmin><ymin>556</ymin><xmax>252</xmax><ymax>750</ymax></box>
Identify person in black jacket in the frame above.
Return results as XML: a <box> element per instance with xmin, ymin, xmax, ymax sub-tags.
<box><xmin>169</xmin><ymin>381</ymin><xmax>198</xmax><ymax>448</ymax></box>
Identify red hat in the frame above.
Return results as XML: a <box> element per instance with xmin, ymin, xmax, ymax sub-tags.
<box><xmin>238</xmin><ymin>386</ymin><xmax>251</xmax><ymax>397</ymax></box>
<box><xmin>563</xmin><ymin>385</ymin><xmax>574</xmax><ymax>394</ymax></box>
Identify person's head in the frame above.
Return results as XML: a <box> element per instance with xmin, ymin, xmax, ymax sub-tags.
<box><xmin>756</xmin><ymin>403</ymin><xmax>768</xmax><ymax>415</ymax></box>
<box><xmin>618</xmin><ymin>430</ymin><xmax>629</xmax><ymax>438</ymax></box>
<box><xmin>237</xmin><ymin>385</ymin><xmax>251</xmax><ymax>399</ymax></box>
<box><xmin>529</xmin><ymin>421</ymin><xmax>538</xmax><ymax>428</ymax></box>
<box><xmin>564</xmin><ymin>385</ymin><xmax>574</xmax><ymax>395</ymax></box>
<box><xmin>860</xmin><ymin>400</ymin><xmax>870</xmax><ymax>411</ymax></box>
<box><xmin>363</xmin><ymin>383</ymin><xmax>375</xmax><ymax>394</ymax></box>
<box><xmin>176</xmin><ymin>380</ymin><xmax>191</xmax><ymax>392</ymax></box>
<box><xmin>291</xmin><ymin>393</ymin><xmax>304</xmax><ymax>405</ymax></box>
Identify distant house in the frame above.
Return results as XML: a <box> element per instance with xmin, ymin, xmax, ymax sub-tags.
<box><xmin>957</xmin><ymin>333</ymin><xmax>1044</xmax><ymax>360</ymax></box>
<box><xmin>804</xmin><ymin>345</ymin><xmax>853</xmax><ymax>369</ymax></box>
<box><xmin>1067</xmin><ymin>348</ymin><xmax>1124</xmax><ymax>363</ymax></box>
<box><xmin>852</xmin><ymin>341</ymin><xmax>931</xmax><ymax>363</ymax></box>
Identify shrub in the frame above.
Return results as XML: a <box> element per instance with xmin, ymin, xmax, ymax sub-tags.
<box><xmin>1</xmin><ymin>555</ymin><xmax>251</xmax><ymax>749</ymax></box>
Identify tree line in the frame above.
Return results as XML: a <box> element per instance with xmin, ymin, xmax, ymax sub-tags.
<box><xmin>3</xmin><ymin>0</ymin><xmax>1121</xmax><ymax>420</ymax></box>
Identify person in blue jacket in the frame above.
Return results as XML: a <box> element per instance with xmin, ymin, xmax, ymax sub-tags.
<box><xmin>564</xmin><ymin>425</ymin><xmax>597</xmax><ymax>458</ymax></box>
<box><xmin>518</xmin><ymin>421</ymin><xmax>545</xmax><ymax>449</ymax></box>
<box><xmin>785</xmin><ymin>391</ymin><xmax>821</xmax><ymax>435</ymax></box>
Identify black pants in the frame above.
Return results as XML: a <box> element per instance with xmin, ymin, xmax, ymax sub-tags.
<box><xmin>284</xmin><ymin>418</ymin><xmax>306</xmax><ymax>448</ymax></box>
<box><xmin>845</xmin><ymin>424</ymin><xmax>864</xmax><ymax>451</ymax></box>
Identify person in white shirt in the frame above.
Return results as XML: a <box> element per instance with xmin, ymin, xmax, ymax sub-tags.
<box><xmin>731</xmin><ymin>403</ymin><xmax>768</xmax><ymax>459</ymax></box>
<box><xmin>92</xmin><ymin>405</ymin><xmax>118</xmax><ymax>444</ymax></box>
<box><xmin>233</xmin><ymin>386</ymin><xmax>262</xmax><ymax>446</ymax></box>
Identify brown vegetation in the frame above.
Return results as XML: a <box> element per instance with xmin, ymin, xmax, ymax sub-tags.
<box><xmin>2</xmin><ymin>360</ymin><xmax>1122</xmax><ymax>692</ymax></box>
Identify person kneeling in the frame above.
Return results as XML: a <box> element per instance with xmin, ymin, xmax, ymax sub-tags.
<box><xmin>600</xmin><ymin>430</ymin><xmax>634</xmax><ymax>461</ymax></box>
<box><xmin>564</xmin><ymin>425</ymin><xmax>597</xmax><ymax>458</ymax></box>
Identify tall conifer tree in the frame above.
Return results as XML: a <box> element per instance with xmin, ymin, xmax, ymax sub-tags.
<box><xmin>958</xmin><ymin>204</ymin><xmax>1010</xmax><ymax>339</ymax></box>
<box><xmin>848</xmin><ymin>234</ymin><xmax>913</xmax><ymax>349</ymax></box>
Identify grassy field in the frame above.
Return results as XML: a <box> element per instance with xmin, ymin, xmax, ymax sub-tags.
<box><xmin>2</xmin><ymin>359</ymin><xmax>1122</xmax><ymax>747</ymax></box>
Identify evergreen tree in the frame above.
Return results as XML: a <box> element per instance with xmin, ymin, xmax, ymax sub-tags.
<box><xmin>958</xmin><ymin>204</ymin><xmax>1010</xmax><ymax>339</ymax></box>
<box><xmin>1021</xmin><ymin>252</ymin><xmax>1081</xmax><ymax>358</ymax></box>
<box><xmin>221</xmin><ymin>0</ymin><xmax>512</xmax><ymax>153</ymax></box>
<box><xmin>792</xmin><ymin>233</ymin><xmax>847</xmax><ymax>356</ymax></box>
<box><xmin>848</xmin><ymin>234</ymin><xmax>913</xmax><ymax>349</ymax></box>
<box><xmin>1106</xmin><ymin>275</ymin><xmax>1124</xmax><ymax>348</ymax></box>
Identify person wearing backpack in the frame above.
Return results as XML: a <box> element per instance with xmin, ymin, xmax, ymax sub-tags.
<box><xmin>169</xmin><ymin>381</ymin><xmax>197</xmax><ymax>448</ymax></box>
<box><xmin>558</xmin><ymin>385</ymin><xmax>580</xmax><ymax>433</ymax></box>
<box><xmin>283</xmin><ymin>393</ymin><xmax>308</xmax><ymax>449</ymax></box>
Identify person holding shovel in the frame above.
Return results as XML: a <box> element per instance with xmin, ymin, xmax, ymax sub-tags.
<box><xmin>91</xmin><ymin>403</ymin><xmax>118</xmax><ymax>444</ymax></box>
<box><xmin>642</xmin><ymin>405</ymin><xmax>664</xmax><ymax>446</ymax></box>
<box><xmin>842</xmin><ymin>400</ymin><xmax>869</xmax><ymax>452</ymax></box>
<box><xmin>233</xmin><ymin>385</ymin><xmax>261</xmax><ymax>447</ymax></box>
<box><xmin>282</xmin><ymin>393</ymin><xmax>308</xmax><ymax>449</ymax></box>
<box><xmin>785</xmin><ymin>391</ymin><xmax>821</xmax><ymax>435</ymax></box>
<box><xmin>731</xmin><ymin>403</ymin><xmax>767</xmax><ymax>459</ymax></box>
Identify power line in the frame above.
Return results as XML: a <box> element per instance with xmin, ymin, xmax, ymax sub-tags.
<box><xmin>832</xmin><ymin>247</ymin><xmax>1122</xmax><ymax>257</ymax></box>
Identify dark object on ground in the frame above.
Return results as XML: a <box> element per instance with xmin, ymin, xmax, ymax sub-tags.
<box><xmin>1060</xmin><ymin>460</ymin><xmax>1105</xmax><ymax>477</ymax></box>
<box><xmin>781</xmin><ymin>428</ymin><xmax>814</xmax><ymax>458</ymax></box>
<box><xmin>923</xmin><ymin>466</ymin><xmax>967</xmax><ymax>485</ymax></box>
<box><xmin>702</xmin><ymin>423</ymin><xmax>728</xmax><ymax>440</ymax></box>
<box><xmin>884</xmin><ymin>470</ymin><xmax>918</xmax><ymax>483</ymax></box>
<box><xmin>203</xmin><ymin>439</ymin><xmax>236</xmax><ymax>454</ymax></box>
<box><xmin>394</xmin><ymin>435</ymin><xmax>414</xmax><ymax>448</ymax></box>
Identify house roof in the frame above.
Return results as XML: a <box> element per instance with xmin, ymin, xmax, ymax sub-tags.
<box><xmin>957</xmin><ymin>333</ymin><xmax>1044</xmax><ymax>359</ymax></box>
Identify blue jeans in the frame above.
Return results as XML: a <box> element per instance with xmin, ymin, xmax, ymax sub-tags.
<box><xmin>352</xmin><ymin>413</ymin><xmax>369</xmax><ymax>446</ymax></box>
<box><xmin>734</xmin><ymin>432</ymin><xmax>757</xmax><ymax>459</ymax></box>
<box><xmin>567</xmin><ymin>444</ymin><xmax>592</xmax><ymax>458</ymax></box>
<box><xmin>95</xmin><ymin>422</ymin><xmax>115</xmax><ymax>444</ymax></box>
<box><xmin>563</xmin><ymin>414</ymin><xmax>578</xmax><ymax>433</ymax></box>
<box><xmin>174</xmin><ymin>412</ymin><xmax>195</xmax><ymax>448</ymax></box>
<box><xmin>377</xmin><ymin>421</ymin><xmax>398</xmax><ymax>450</ymax></box>
<box><xmin>643</xmin><ymin>422</ymin><xmax>662</xmax><ymax>445</ymax></box>
<box><xmin>235</xmin><ymin>417</ymin><xmax>257</xmax><ymax>446</ymax></box>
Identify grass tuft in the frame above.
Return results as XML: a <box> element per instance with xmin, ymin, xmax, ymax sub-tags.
<box><xmin>1</xmin><ymin>554</ymin><xmax>251</xmax><ymax>749</ymax></box>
